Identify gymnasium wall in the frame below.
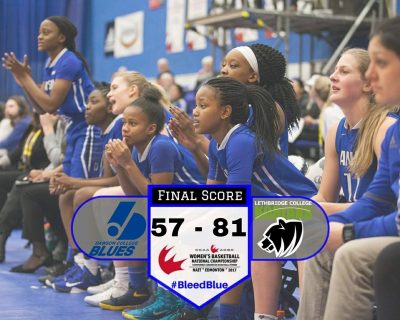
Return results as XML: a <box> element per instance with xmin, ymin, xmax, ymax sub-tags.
<box><xmin>86</xmin><ymin>0</ymin><xmax>332</xmax><ymax>85</ymax></box>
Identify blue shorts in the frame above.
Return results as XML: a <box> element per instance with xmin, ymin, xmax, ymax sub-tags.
<box><xmin>63</xmin><ymin>121</ymin><xmax>103</xmax><ymax>178</ymax></box>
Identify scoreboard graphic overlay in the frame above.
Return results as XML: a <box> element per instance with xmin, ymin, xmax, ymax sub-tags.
<box><xmin>148</xmin><ymin>185</ymin><xmax>251</xmax><ymax>307</ymax></box>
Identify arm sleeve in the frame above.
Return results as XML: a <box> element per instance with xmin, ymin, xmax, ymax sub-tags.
<box><xmin>207</xmin><ymin>140</ymin><xmax>226</xmax><ymax>182</ymax></box>
<box><xmin>353</xmin><ymin>211</ymin><xmax>398</xmax><ymax>238</ymax></box>
<box><xmin>223</xmin><ymin>134</ymin><xmax>257</xmax><ymax>184</ymax></box>
<box><xmin>329</xmin><ymin>125</ymin><xmax>398</xmax><ymax>235</ymax></box>
<box><xmin>43</xmin><ymin>122</ymin><xmax>65</xmax><ymax>167</ymax></box>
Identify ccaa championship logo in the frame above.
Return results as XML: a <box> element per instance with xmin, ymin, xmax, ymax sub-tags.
<box><xmin>72</xmin><ymin>197</ymin><xmax>148</xmax><ymax>260</ymax></box>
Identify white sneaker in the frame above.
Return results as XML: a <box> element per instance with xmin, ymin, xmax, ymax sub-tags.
<box><xmin>84</xmin><ymin>281</ymin><xmax>128</xmax><ymax>306</ymax></box>
<box><xmin>87</xmin><ymin>278</ymin><xmax>115</xmax><ymax>295</ymax></box>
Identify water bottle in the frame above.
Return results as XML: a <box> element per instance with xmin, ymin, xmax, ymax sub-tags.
<box><xmin>276</xmin><ymin>309</ymin><xmax>285</xmax><ymax>320</ymax></box>
<box><xmin>44</xmin><ymin>222</ymin><xmax>58</xmax><ymax>252</ymax></box>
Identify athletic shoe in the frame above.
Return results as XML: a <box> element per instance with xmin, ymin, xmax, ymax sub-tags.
<box><xmin>159</xmin><ymin>307</ymin><xmax>205</xmax><ymax>320</ymax></box>
<box><xmin>122</xmin><ymin>287</ymin><xmax>183</xmax><ymax>319</ymax></box>
<box><xmin>46</xmin><ymin>261</ymin><xmax>72</xmax><ymax>276</ymax></box>
<box><xmin>87</xmin><ymin>278</ymin><xmax>115</xmax><ymax>295</ymax></box>
<box><xmin>45</xmin><ymin>263</ymin><xmax>81</xmax><ymax>287</ymax></box>
<box><xmin>53</xmin><ymin>266</ymin><xmax>102</xmax><ymax>293</ymax></box>
<box><xmin>99</xmin><ymin>285</ymin><xmax>151</xmax><ymax>311</ymax></box>
<box><xmin>84</xmin><ymin>280</ymin><xmax>128</xmax><ymax>306</ymax></box>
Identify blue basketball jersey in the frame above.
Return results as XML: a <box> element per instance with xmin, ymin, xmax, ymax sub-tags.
<box><xmin>42</xmin><ymin>49</ymin><xmax>94</xmax><ymax>122</ymax></box>
<box><xmin>208</xmin><ymin>124</ymin><xmax>317</xmax><ymax>196</ymax></box>
<box><xmin>98</xmin><ymin>115</ymin><xmax>123</xmax><ymax>175</ymax></box>
<box><xmin>330</xmin><ymin>119</ymin><xmax>400</xmax><ymax>238</ymax></box>
<box><xmin>132</xmin><ymin>134</ymin><xmax>200</xmax><ymax>184</ymax></box>
<box><xmin>63</xmin><ymin>123</ymin><xmax>103</xmax><ymax>178</ymax></box>
<box><xmin>42</xmin><ymin>49</ymin><xmax>102</xmax><ymax>178</ymax></box>
<box><xmin>335</xmin><ymin>118</ymin><xmax>375</xmax><ymax>202</ymax></box>
<box><xmin>164</xmin><ymin>110</ymin><xmax>205</xmax><ymax>184</ymax></box>
<box><xmin>101</xmin><ymin>115</ymin><xmax>123</xmax><ymax>146</ymax></box>
<box><xmin>335</xmin><ymin>114</ymin><xmax>400</xmax><ymax>202</ymax></box>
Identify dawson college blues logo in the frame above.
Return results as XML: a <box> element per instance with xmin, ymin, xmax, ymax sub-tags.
<box><xmin>107</xmin><ymin>201</ymin><xmax>146</xmax><ymax>240</ymax></box>
<box><xmin>258</xmin><ymin>218</ymin><xmax>303</xmax><ymax>258</ymax></box>
<box><xmin>72</xmin><ymin>197</ymin><xmax>148</xmax><ymax>259</ymax></box>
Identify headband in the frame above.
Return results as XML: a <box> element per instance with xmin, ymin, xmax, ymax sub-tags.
<box><xmin>234</xmin><ymin>46</ymin><xmax>259</xmax><ymax>80</ymax></box>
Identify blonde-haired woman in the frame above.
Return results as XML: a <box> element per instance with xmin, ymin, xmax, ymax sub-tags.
<box><xmin>313</xmin><ymin>48</ymin><xmax>398</xmax><ymax>215</ymax></box>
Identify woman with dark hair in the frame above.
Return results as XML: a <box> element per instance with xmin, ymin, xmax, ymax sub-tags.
<box><xmin>2</xmin><ymin>16</ymin><xmax>102</xmax><ymax>179</ymax></box>
<box><xmin>0</xmin><ymin>111</ymin><xmax>52</xmax><ymax>263</ymax></box>
<box><xmin>0</xmin><ymin>95</ymin><xmax>32</xmax><ymax>154</ymax></box>
<box><xmin>220</xmin><ymin>43</ymin><xmax>300</xmax><ymax>156</ymax></box>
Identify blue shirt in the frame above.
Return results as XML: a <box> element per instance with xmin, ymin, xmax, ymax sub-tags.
<box><xmin>42</xmin><ymin>49</ymin><xmax>102</xmax><ymax>178</ymax></box>
<box><xmin>335</xmin><ymin>117</ymin><xmax>377</xmax><ymax>202</ymax></box>
<box><xmin>330</xmin><ymin>120</ymin><xmax>400</xmax><ymax>238</ymax></box>
<box><xmin>164</xmin><ymin>110</ymin><xmax>205</xmax><ymax>184</ymax></box>
<box><xmin>207</xmin><ymin>124</ymin><xmax>317</xmax><ymax>197</ymax></box>
<box><xmin>132</xmin><ymin>134</ymin><xmax>200</xmax><ymax>184</ymax></box>
<box><xmin>101</xmin><ymin>115</ymin><xmax>123</xmax><ymax>147</ymax></box>
<box><xmin>0</xmin><ymin>115</ymin><xmax>32</xmax><ymax>151</ymax></box>
<box><xmin>42</xmin><ymin>48</ymin><xmax>94</xmax><ymax>123</ymax></box>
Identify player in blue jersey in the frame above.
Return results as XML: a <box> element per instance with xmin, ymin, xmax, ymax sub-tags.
<box><xmin>2</xmin><ymin>16</ymin><xmax>102</xmax><ymax>179</ymax></box>
<box><xmin>312</xmin><ymin>48</ymin><xmax>398</xmax><ymax>215</ymax></box>
<box><xmin>220</xmin><ymin>44</ymin><xmax>300</xmax><ymax>156</ymax></box>
<box><xmin>45</xmin><ymin>83</ymin><xmax>121</xmax><ymax>292</ymax></box>
<box><xmin>169</xmin><ymin>43</ymin><xmax>299</xmax><ymax>160</ymax></box>
<box><xmin>102</xmin><ymin>88</ymin><xmax>204</xmax><ymax>317</ymax></box>
<box><xmin>45</xmin><ymin>73</ymin><xmax>152</xmax><ymax>298</ymax></box>
<box><xmin>297</xmin><ymin>47</ymin><xmax>399</xmax><ymax>300</ymax></box>
<box><xmin>171</xmin><ymin>77</ymin><xmax>316</xmax><ymax>320</ymax></box>
<box><xmin>106</xmin><ymin>88</ymin><xmax>199</xmax><ymax>192</ymax></box>
<box><xmin>297</xmin><ymin>17</ymin><xmax>400</xmax><ymax>320</ymax></box>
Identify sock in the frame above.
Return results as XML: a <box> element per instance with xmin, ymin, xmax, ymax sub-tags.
<box><xmin>83</xmin><ymin>258</ymin><xmax>99</xmax><ymax>275</ymax></box>
<box><xmin>114</xmin><ymin>266</ymin><xmax>129</xmax><ymax>290</ymax></box>
<box><xmin>219</xmin><ymin>303</ymin><xmax>241</xmax><ymax>320</ymax></box>
<box><xmin>254</xmin><ymin>313</ymin><xmax>278</xmax><ymax>320</ymax></box>
<box><xmin>66</xmin><ymin>246</ymin><xmax>77</xmax><ymax>263</ymax></box>
<box><xmin>74</xmin><ymin>252</ymin><xmax>84</xmax><ymax>269</ymax></box>
<box><xmin>128</xmin><ymin>265</ymin><xmax>147</xmax><ymax>290</ymax></box>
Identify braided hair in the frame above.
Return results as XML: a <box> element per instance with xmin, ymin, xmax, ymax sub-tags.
<box><xmin>203</xmin><ymin>77</ymin><xmax>280</xmax><ymax>154</ymax></box>
<box><xmin>47</xmin><ymin>16</ymin><xmax>92</xmax><ymax>79</ymax></box>
<box><xmin>249</xmin><ymin>44</ymin><xmax>300</xmax><ymax>129</ymax></box>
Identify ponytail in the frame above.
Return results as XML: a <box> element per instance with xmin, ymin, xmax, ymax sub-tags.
<box><xmin>261</xmin><ymin>78</ymin><xmax>300</xmax><ymax>130</ymax></box>
<box><xmin>349</xmin><ymin>105</ymin><xmax>399</xmax><ymax>177</ymax></box>
<box><xmin>203</xmin><ymin>77</ymin><xmax>281</xmax><ymax>155</ymax></box>
<box><xmin>47</xmin><ymin>16</ymin><xmax>92</xmax><ymax>80</ymax></box>
<box><xmin>247</xmin><ymin>85</ymin><xmax>280</xmax><ymax>154</ymax></box>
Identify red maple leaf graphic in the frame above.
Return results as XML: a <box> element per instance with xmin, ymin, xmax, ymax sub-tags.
<box><xmin>158</xmin><ymin>246</ymin><xmax>187</xmax><ymax>275</ymax></box>
<box><xmin>210</xmin><ymin>245</ymin><xmax>219</xmax><ymax>253</ymax></box>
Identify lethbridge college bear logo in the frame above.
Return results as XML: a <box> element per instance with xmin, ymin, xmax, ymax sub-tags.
<box><xmin>258</xmin><ymin>217</ymin><xmax>303</xmax><ymax>258</ymax></box>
